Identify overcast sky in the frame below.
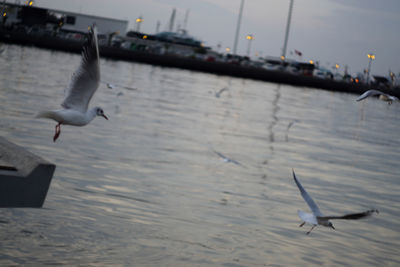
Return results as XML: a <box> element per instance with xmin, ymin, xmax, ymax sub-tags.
<box><xmin>29</xmin><ymin>0</ymin><xmax>400</xmax><ymax>76</ymax></box>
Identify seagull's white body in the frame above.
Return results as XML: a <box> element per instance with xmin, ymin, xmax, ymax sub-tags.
<box><xmin>37</xmin><ymin>24</ymin><xmax>108</xmax><ymax>141</ymax></box>
<box><xmin>38</xmin><ymin>108</ymin><xmax>101</xmax><ymax>126</ymax></box>
<box><xmin>356</xmin><ymin>89</ymin><xmax>399</xmax><ymax>104</ymax></box>
<box><xmin>297</xmin><ymin>210</ymin><xmax>318</xmax><ymax>225</ymax></box>
<box><xmin>292</xmin><ymin>170</ymin><xmax>378</xmax><ymax>234</ymax></box>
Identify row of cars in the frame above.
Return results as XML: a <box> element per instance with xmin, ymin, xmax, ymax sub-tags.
<box><xmin>13</xmin><ymin>24</ymin><xmax>394</xmax><ymax>86</ymax></box>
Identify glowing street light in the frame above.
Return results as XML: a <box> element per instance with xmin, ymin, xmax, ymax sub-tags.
<box><xmin>225</xmin><ymin>47</ymin><xmax>231</xmax><ymax>53</ymax></box>
<box><xmin>366</xmin><ymin>53</ymin><xmax>375</xmax><ymax>84</ymax></box>
<box><xmin>135</xmin><ymin>16</ymin><xmax>143</xmax><ymax>32</ymax></box>
<box><xmin>246</xmin><ymin>34</ymin><xmax>254</xmax><ymax>57</ymax></box>
<box><xmin>335</xmin><ymin>63</ymin><xmax>339</xmax><ymax>75</ymax></box>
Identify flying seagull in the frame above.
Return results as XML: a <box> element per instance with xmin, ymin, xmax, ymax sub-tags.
<box><xmin>292</xmin><ymin>170</ymin><xmax>378</xmax><ymax>235</ymax></box>
<box><xmin>213</xmin><ymin>150</ymin><xmax>244</xmax><ymax>167</ymax></box>
<box><xmin>356</xmin><ymin>89</ymin><xmax>399</xmax><ymax>105</ymax></box>
<box><xmin>37</xmin><ymin>24</ymin><xmax>108</xmax><ymax>142</ymax></box>
<box><xmin>215</xmin><ymin>87</ymin><xmax>228</xmax><ymax>98</ymax></box>
<box><xmin>285</xmin><ymin>119</ymin><xmax>299</xmax><ymax>142</ymax></box>
<box><xmin>101</xmin><ymin>81</ymin><xmax>137</xmax><ymax>91</ymax></box>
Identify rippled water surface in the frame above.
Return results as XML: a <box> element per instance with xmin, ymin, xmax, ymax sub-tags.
<box><xmin>1</xmin><ymin>45</ymin><xmax>400</xmax><ymax>266</ymax></box>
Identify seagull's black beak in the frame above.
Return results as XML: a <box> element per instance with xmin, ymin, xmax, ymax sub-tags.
<box><xmin>102</xmin><ymin>114</ymin><xmax>109</xmax><ymax>120</ymax></box>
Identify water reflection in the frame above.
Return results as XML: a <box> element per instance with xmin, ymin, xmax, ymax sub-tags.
<box><xmin>268</xmin><ymin>84</ymin><xmax>281</xmax><ymax>145</ymax></box>
<box><xmin>0</xmin><ymin>45</ymin><xmax>400</xmax><ymax>266</ymax></box>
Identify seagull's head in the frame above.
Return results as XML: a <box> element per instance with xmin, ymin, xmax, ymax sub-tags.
<box><xmin>328</xmin><ymin>221</ymin><xmax>335</xmax><ymax>230</ymax></box>
<box><xmin>95</xmin><ymin>107</ymin><xmax>108</xmax><ymax>120</ymax></box>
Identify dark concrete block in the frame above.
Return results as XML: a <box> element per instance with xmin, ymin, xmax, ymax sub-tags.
<box><xmin>0</xmin><ymin>137</ymin><xmax>56</xmax><ymax>208</ymax></box>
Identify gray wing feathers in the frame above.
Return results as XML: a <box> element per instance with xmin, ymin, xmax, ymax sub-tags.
<box><xmin>319</xmin><ymin>209</ymin><xmax>378</xmax><ymax>220</ymax></box>
<box><xmin>62</xmin><ymin>24</ymin><xmax>100</xmax><ymax>112</ymax></box>
<box><xmin>293</xmin><ymin>170</ymin><xmax>323</xmax><ymax>216</ymax></box>
<box><xmin>356</xmin><ymin>89</ymin><xmax>385</xmax><ymax>101</ymax></box>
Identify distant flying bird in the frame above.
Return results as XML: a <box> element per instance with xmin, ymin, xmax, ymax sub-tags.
<box><xmin>285</xmin><ymin>119</ymin><xmax>299</xmax><ymax>142</ymax></box>
<box><xmin>101</xmin><ymin>81</ymin><xmax>137</xmax><ymax>91</ymax></box>
<box><xmin>292</xmin><ymin>170</ymin><xmax>378</xmax><ymax>235</ymax></box>
<box><xmin>356</xmin><ymin>89</ymin><xmax>399</xmax><ymax>105</ymax></box>
<box><xmin>37</xmin><ymin>24</ymin><xmax>108</xmax><ymax>142</ymax></box>
<box><xmin>215</xmin><ymin>87</ymin><xmax>228</xmax><ymax>98</ymax></box>
<box><xmin>213</xmin><ymin>150</ymin><xmax>244</xmax><ymax>167</ymax></box>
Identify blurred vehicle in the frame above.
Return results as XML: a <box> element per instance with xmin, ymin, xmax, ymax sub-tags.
<box><xmin>313</xmin><ymin>67</ymin><xmax>333</xmax><ymax>79</ymax></box>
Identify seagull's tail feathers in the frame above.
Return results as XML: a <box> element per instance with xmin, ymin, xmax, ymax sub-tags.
<box><xmin>36</xmin><ymin>110</ymin><xmax>55</xmax><ymax>119</ymax></box>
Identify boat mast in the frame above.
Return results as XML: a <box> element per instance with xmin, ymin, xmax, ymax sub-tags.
<box><xmin>282</xmin><ymin>0</ymin><xmax>294</xmax><ymax>61</ymax></box>
<box><xmin>233</xmin><ymin>0</ymin><xmax>244</xmax><ymax>55</ymax></box>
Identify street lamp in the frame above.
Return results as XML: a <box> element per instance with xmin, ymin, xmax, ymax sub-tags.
<box><xmin>135</xmin><ymin>16</ymin><xmax>143</xmax><ymax>32</ymax></box>
<box><xmin>335</xmin><ymin>63</ymin><xmax>339</xmax><ymax>75</ymax></box>
<box><xmin>366</xmin><ymin>53</ymin><xmax>375</xmax><ymax>84</ymax></box>
<box><xmin>246</xmin><ymin>34</ymin><xmax>254</xmax><ymax>57</ymax></box>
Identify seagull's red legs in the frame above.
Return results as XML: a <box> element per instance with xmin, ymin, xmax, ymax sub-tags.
<box><xmin>306</xmin><ymin>225</ymin><xmax>316</xmax><ymax>235</ymax></box>
<box><xmin>53</xmin><ymin>123</ymin><xmax>61</xmax><ymax>142</ymax></box>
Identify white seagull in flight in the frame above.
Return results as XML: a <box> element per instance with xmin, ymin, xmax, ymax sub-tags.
<box><xmin>213</xmin><ymin>150</ymin><xmax>245</xmax><ymax>167</ymax></box>
<box><xmin>37</xmin><ymin>24</ymin><xmax>108</xmax><ymax>142</ymax></box>
<box><xmin>356</xmin><ymin>89</ymin><xmax>399</xmax><ymax>105</ymax></box>
<box><xmin>292</xmin><ymin>170</ymin><xmax>378</xmax><ymax>235</ymax></box>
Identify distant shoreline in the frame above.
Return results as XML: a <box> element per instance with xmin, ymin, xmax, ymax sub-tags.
<box><xmin>1</xmin><ymin>29</ymin><xmax>398</xmax><ymax>98</ymax></box>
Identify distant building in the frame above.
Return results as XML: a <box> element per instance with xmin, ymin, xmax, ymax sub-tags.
<box><xmin>2</xmin><ymin>3</ymin><xmax>128</xmax><ymax>35</ymax></box>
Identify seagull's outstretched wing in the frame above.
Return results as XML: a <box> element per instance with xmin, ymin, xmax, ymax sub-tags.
<box><xmin>318</xmin><ymin>209</ymin><xmax>378</xmax><ymax>220</ymax></box>
<box><xmin>356</xmin><ymin>89</ymin><xmax>390</xmax><ymax>102</ymax></box>
<box><xmin>292</xmin><ymin>170</ymin><xmax>323</xmax><ymax>217</ymax></box>
<box><xmin>356</xmin><ymin>90</ymin><xmax>382</xmax><ymax>101</ymax></box>
<box><xmin>62</xmin><ymin>24</ymin><xmax>100</xmax><ymax>113</ymax></box>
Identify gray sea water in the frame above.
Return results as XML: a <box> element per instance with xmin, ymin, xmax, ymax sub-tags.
<box><xmin>0</xmin><ymin>44</ymin><xmax>399</xmax><ymax>266</ymax></box>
